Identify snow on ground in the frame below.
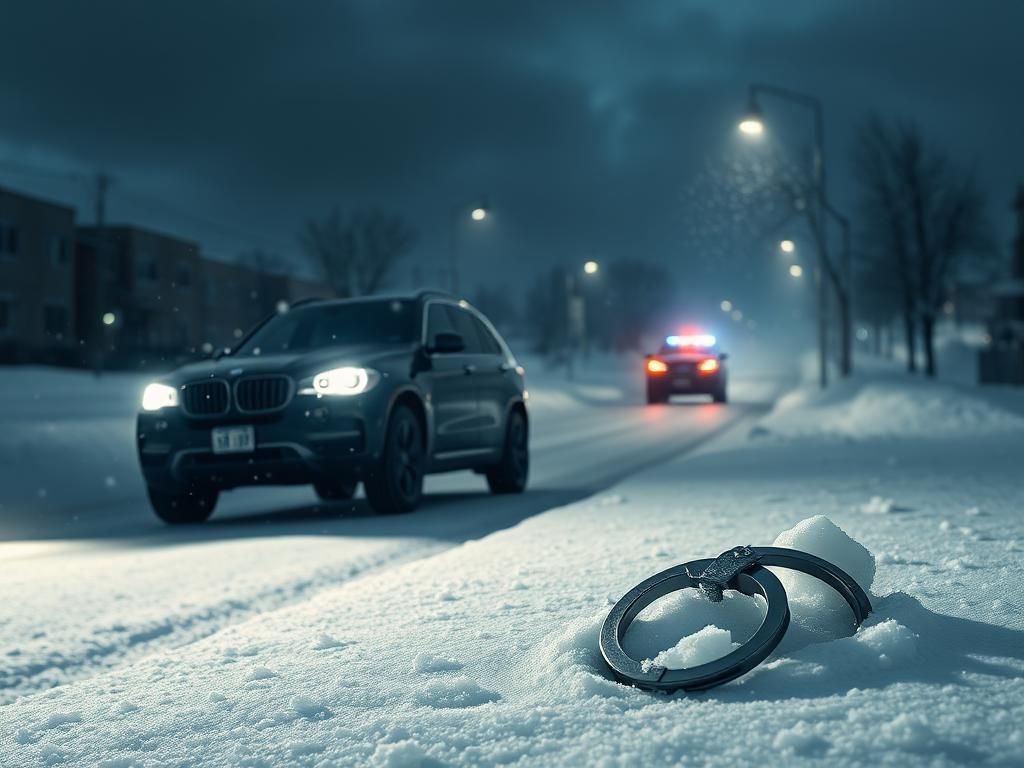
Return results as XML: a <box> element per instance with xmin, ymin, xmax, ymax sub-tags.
<box><xmin>3</xmin><ymin>363</ymin><xmax>1023</xmax><ymax>766</ymax></box>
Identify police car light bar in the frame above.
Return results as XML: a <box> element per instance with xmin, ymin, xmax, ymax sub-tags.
<box><xmin>666</xmin><ymin>334</ymin><xmax>716</xmax><ymax>348</ymax></box>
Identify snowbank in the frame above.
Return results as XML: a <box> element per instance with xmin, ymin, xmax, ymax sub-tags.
<box><xmin>758</xmin><ymin>370</ymin><xmax>1024</xmax><ymax>441</ymax></box>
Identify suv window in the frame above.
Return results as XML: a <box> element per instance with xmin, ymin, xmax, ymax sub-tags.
<box><xmin>425</xmin><ymin>303</ymin><xmax>458</xmax><ymax>346</ymax></box>
<box><xmin>468</xmin><ymin>314</ymin><xmax>502</xmax><ymax>356</ymax></box>
<box><xmin>448</xmin><ymin>306</ymin><xmax>484</xmax><ymax>354</ymax></box>
<box><xmin>235</xmin><ymin>299</ymin><xmax>416</xmax><ymax>355</ymax></box>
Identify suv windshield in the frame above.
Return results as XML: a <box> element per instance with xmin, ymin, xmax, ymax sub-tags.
<box><xmin>234</xmin><ymin>299</ymin><xmax>417</xmax><ymax>356</ymax></box>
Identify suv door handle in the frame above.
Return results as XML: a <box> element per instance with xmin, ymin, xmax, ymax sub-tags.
<box><xmin>463</xmin><ymin>364</ymin><xmax>476</xmax><ymax>375</ymax></box>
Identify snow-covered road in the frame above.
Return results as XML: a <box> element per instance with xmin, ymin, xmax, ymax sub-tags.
<box><xmin>0</xmin><ymin>350</ymin><xmax>791</xmax><ymax>707</ymax></box>
<box><xmin>3</xmin><ymin>359</ymin><xmax>1023</xmax><ymax>766</ymax></box>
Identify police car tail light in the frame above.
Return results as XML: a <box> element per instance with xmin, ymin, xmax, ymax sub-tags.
<box><xmin>697</xmin><ymin>358</ymin><xmax>720</xmax><ymax>374</ymax></box>
<box><xmin>646</xmin><ymin>359</ymin><xmax>669</xmax><ymax>374</ymax></box>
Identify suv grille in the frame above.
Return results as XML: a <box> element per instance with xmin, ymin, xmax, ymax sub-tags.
<box><xmin>182</xmin><ymin>380</ymin><xmax>229</xmax><ymax>416</ymax></box>
<box><xmin>235</xmin><ymin>376</ymin><xmax>292</xmax><ymax>413</ymax></box>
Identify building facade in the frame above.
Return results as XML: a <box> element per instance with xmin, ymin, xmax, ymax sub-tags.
<box><xmin>76</xmin><ymin>225</ymin><xmax>204</xmax><ymax>368</ymax></box>
<box><xmin>0</xmin><ymin>186</ymin><xmax>77</xmax><ymax>363</ymax></box>
<box><xmin>1</xmin><ymin>181</ymin><xmax>333</xmax><ymax>369</ymax></box>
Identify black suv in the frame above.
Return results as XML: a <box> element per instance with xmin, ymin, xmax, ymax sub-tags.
<box><xmin>137</xmin><ymin>292</ymin><xmax>529</xmax><ymax>523</ymax></box>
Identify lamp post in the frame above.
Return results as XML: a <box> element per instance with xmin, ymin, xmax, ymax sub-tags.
<box><xmin>738</xmin><ymin>83</ymin><xmax>833</xmax><ymax>388</ymax></box>
<box><xmin>449</xmin><ymin>198</ymin><xmax>488</xmax><ymax>294</ymax></box>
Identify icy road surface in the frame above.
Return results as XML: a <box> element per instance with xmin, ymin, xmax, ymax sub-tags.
<box><xmin>0</xmin><ymin>348</ymin><xmax>791</xmax><ymax>705</ymax></box>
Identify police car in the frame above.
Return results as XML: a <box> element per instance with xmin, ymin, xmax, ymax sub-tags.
<box><xmin>643</xmin><ymin>333</ymin><xmax>728</xmax><ymax>404</ymax></box>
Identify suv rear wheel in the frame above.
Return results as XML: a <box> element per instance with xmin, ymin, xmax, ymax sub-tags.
<box><xmin>147</xmin><ymin>486</ymin><xmax>218</xmax><ymax>525</ymax></box>
<box><xmin>364</xmin><ymin>405</ymin><xmax>424</xmax><ymax>515</ymax></box>
<box><xmin>486</xmin><ymin>409</ymin><xmax>529</xmax><ymax>494</ymax></box>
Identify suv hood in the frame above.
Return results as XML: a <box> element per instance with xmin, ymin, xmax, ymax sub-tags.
<box><xmin>168</xmin><ymin>344</ymin><xmax>414</xmax><ymax>382</ymax></box>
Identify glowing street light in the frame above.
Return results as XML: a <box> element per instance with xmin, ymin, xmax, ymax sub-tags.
<box><xmin>471</xmin><ymin>207</ymin><xmax>487</xmax><ymax>221</ymax></box>
<box><xmin>738</xmin><ymin>116</ymin><xmax>764</xmax><ymax>137</ymax></box>
<box><xmin>720</xmin><ymin>300</ymin><xmax>732</xmax><ymax>312</ymax></box>
<box><xmin>731</xmin><ymin>309</ymin><xmax>744</xmax><ymax>322</ymax></box>
<box><xmin>780</xmin><ymin>239</ymin><xmax>795</xmax><ymax>254</ymax></box>
<box><xmin>789</xmin><ymin>264</ymin><xmax>804</xmax><ymax>278</ymax></box>
<box><xmin>583</xmin><ymin>260</ymin><xmax>599</xmax><ymax>275</ymax></box>
<box><xmin>102</xmin><ymin>312</ymin><xmax>116</xmax><ymax>326</ymax></box>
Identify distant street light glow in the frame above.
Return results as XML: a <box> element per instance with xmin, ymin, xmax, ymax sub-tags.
<box><xmin>780</xmin><ymin>239</ymin><xmax>795</xmax><ymax>254</ymax></box>
<box><xmin>583</xmin><ymin>260</ymin><xmax>599</xmax><ymax>275</ymax></box>
<box><xmin>102</xmin><ymin>312</ymin><xmax>116</xmax><ymax>326</ymax></box>
<box><xmin>789</xmin><ymin>264</ymin><xmax>804</xmax><ymax>278</ymax></box>
<box><xmin>471</xmin><ymin>207</ymin><xmax>487</xmax><ymax>221</ymax></box>
<box><xmin>731</xmin><ymin>309</ymin><xmax>744</xmax><ymax>322</ymax></box>
<box><xmin>738</xmin><ymin>118</ymin><xmax>764</xmax><ymax>137</ymax></box>
<box><xmin>720</xmin><ymin>300</ymin><xmax>732</xmax><ymax>312</ymax></box>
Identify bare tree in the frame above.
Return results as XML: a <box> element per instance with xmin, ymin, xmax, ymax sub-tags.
<box><xmin>853</xmin><ymin>118</ymin><xmax>990</xmax><ymax>376</ymax></box>
<box><xmin>300</xmin><ymin>208</ymin><xmax>416</xmax><ymax>298</ymax></box>
<box><xmin>854</xmin><ymin>118</ymin><xmax>918</xmax><ymax>370</ymax></box>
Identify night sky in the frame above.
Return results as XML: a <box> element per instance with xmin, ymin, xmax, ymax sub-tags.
<box><xmin>2</xmin><ymin>1</ymin><xmax>1022</xmax><ymax>324</ymax></box>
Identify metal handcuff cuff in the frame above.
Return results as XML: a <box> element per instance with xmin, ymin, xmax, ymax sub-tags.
<box><xmin>599</xmin><ymin>546</ymin><xmax>872</xmax><ymax>692</ymax></box>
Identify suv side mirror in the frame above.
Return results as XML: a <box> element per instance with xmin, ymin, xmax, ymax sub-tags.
<box><xmin>719</xmin><ymin>352</ymin><xmax>729</xmax><ymax>361</ymax></box>
<box><xmin>429</xmin><ymin>332</ymin><xmax>465</xmax><ymax>355</ymax></box>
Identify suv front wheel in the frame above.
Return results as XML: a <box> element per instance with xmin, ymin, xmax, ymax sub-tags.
<box><xmin>364</xmin><ymin>405</ymin><xmax>424</xmax><ymax>515</ymax></box>
<box><xmin>147</xmin><ymin>486</ymin><xmax>218</xmax><ymax>524</ymax></box>
<box><xmin>486</xmin><ymin>409</ymin><xmax>529</xmax><ymax>494</ymax></box>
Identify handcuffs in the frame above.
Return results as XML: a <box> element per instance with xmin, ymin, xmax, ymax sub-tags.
<box><xmin>599</xmin><ymin>546</ymin><xmax>872</xmax><ymax>692</ymax></box>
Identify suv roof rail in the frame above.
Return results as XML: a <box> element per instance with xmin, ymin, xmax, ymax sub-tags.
<box><xmin>416</xmin><ymin>289</ymin><xmax>462</xmax><ymax>301</ymax></box>
<box><xmin>288</xmin><ymin>296</ymin><xmax>328</xmax><ymax>308</ymax></box>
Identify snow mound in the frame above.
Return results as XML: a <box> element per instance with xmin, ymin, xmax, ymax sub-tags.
<box><xmin>412</xmin><ymin>652</ymin><xmax>464</xmax><ymax>673</ymax></box>
<box><xmin>860</xmin><ymin>495</ymin><xmax>894</xmax><ymax>514</ymax></box>
<box><xmin>760</xmin><ymin>379</ymin><xmax>1024</xmax><ymax>440</ymax></box>
<box><xmin>771</xmin><ymin>515</ymin><xmax>875</xmax><ymax>648</ymax></box>
<box><xmin>623</xmin><ymin>588</ymin><xmax>766</xmax><ymax>664</ymax></box>
<box><xmin>644</xmin><ymin>625</ymin><xmax>740</xmax><ymax>671</ymax></box>
<box><xmin>289</xmin><ymin>694</ymin><xmax>331</xmax><ymax>719</ymax></box>
<box><xmin>312</xmin><ymin>633</ymin><xmax>346</xmax><ymax>650</ymax></box>
<box><xmin>414</xmin><ymin>676</ymin><xmax>501</xmax><ymax>708</ymax></box>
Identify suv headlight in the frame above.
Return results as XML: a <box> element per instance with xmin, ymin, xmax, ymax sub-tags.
<box><xmin>142</xmin><ymin>383</ymin><xmax>179</xmax><ymax>411</ymax></box>
<box><xmin>310</xmin><ymin>367</ymin><xmax>379</xmax><ymax>396</ymax></box>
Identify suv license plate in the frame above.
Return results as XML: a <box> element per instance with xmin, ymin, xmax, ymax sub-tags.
<box><xmin>673</xmin><ymin>377</ymin><xmax>691</xmax><ymax>388</ymax></box>
<box><xmin>211</xmin><ymin>425</ymin><xmax>255</xmax><ymax>454</ymax></box>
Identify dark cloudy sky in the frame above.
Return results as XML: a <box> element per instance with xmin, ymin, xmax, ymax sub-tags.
<box><xmin>2</xmin><ymin>1</ymin><xmax>1022</xmax><ymax>320</ymax></box>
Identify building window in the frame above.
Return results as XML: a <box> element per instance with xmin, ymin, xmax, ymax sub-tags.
<box><xmin>0</xmin><ymin>298</ymin><xmax>12</xmax><ymax>332</ymax></box>
<box><xmin>176</xmin><ymin>262</ymin><xmax>192</xmax><ymax>287</ymax></box>
<box><xmin>44</xmin><ymin>304</ymin><xmax>68</xmax><ymax>337</ymax></box>
<box><xmin>49</xmin><ymin>234</ymin><xmax>70</xmax><ymax>266</ymax></box>
<box><xmin>0</xmin><ymin>223</ymin><xmax>17</xmax><ymax>257</ymax></box>
<box><xmin>137</xmin><ymin>252</ymin><xmax>159</xmax><ymax>281</ymax></box>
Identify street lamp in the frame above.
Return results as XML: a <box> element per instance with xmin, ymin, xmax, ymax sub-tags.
<box><xmin>449</xmin><ymin>198</ymin><xmax>488</xmax><ymax>294</ymax></box>
<box><xmin>779</xmin><ymin>239</ymin><xmax>795</xmax><ymax>254</ymax></box>
<box><xmin>789</xmin><ymin>264</ymin><xmax>804</xmax><ymax>278</ymax></box>
<box><xmin>738</xmin><ymin>83</ymin><xmax>834</xmax><ymax>388</ymax></box>
<box><xmin>737</xmin><ymin>102</ymin><xmax>764</xmax><ymax>137</ymax></box>
<box><xmin>583</xmin><ymin>260</ymin><xmax>599</xmax><ymax>275</ymax></box>
<box><xmin>720</xmin><ymin>299</ymin><xmax>732</xmax><ymax>312</ymax></box>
